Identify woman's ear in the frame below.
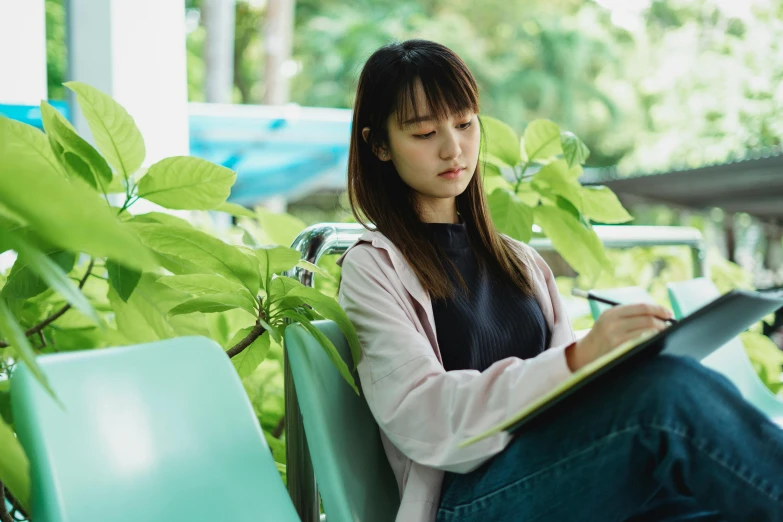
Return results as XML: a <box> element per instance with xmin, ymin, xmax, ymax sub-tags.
<box><xmin>361</xmin><ymin>127</ymin><xmax>391</xmax><ymax>161</ymax></box>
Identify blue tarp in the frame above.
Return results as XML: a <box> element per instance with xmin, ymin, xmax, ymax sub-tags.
<box><xmin>0</xmin><ymin>101</ymin><xmax>352</xmax><ymax>205</ymax></box>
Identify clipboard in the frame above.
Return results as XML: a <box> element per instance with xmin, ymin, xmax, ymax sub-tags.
<box><xmin>458</xmin><ymin>289</ymin><xmax>783</xmax><ymax>448</ymax></box>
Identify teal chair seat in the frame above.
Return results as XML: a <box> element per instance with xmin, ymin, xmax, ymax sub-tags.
<box><xmin>667</xmin><ymin>278</ymin><xmax>783</xmax><ymax>425</ymax></box>
<box><xmin>10</xmin><ymin>336</ymin><xmax>299</xmax><ymax>522</ymax></box>
<box><xmin>285</xmin><ymin>321</ymin><xmax>399</xmax><ymax>522</ymax></box>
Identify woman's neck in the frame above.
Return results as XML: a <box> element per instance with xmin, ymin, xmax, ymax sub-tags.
<box><xmin>417</xmin><ymin>197</ymin><xmax>459</xmax><ymax>224</ymax></box>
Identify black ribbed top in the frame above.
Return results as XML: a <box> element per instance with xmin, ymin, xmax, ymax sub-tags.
<box><xmin>426</xmin><ymin>220</ymin><xmax>550</xmax><ymax>372</ymax></box>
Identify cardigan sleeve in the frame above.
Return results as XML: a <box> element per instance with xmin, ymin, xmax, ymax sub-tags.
<box><xmin>338</xmin><ymin>245</ymin><xmax>575</xmax><ymax>474</ymax></box>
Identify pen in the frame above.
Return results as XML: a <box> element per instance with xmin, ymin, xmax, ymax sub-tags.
<box><xmin>571</xmin><ymin>288</ymin><xmax>678</xmax><ymax>325</ymax></box>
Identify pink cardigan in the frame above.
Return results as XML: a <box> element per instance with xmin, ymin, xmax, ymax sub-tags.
<box><xmin>337</xmin><ymin>229</ymin><xmax>577</xmax><ymax>522</ymax></box>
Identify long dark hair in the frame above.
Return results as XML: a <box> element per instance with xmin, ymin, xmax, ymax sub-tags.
<box><xmin>347</xmin><ymin>39</ymin><xmax>533</xmax><ymax>299</ymax></box>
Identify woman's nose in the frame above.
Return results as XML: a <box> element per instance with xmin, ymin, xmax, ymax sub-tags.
<box><xmin>440</xmin><ymin>131</ymin><xmax>462</xmax><ymax>160</ymax></box>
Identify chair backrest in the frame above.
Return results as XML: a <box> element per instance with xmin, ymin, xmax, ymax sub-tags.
<box><xmin>11</xmin><ymin>336</ymin><xmax>298</xmax><ymax>522</ymax></box>
<box><xmin>587</xmin><ymin>286</ymin><xmax>656</xmax><ymax>320</ymax></box>
<box><xmin>284</xmin><ymin>321</ymin><xmax>399</xmax><ymax>522</ymax></box>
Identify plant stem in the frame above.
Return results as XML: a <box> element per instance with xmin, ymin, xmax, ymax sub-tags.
<box><xmin>272</xmin><ymin>416</ymin><xmax>285</xmax><ymax>438</ymax></box>
<box><xmin>0</xmin><ymin>258</ymin><xmax>95</xmax><ymax>349</ymax></box>
<box><xmin>226</xmin><ymin>320</ymin><xmax>265</xmax><ymax>358</ymax></box>
<box><xmin>0</xmin><ymin>483</ymin><xmax>12</xmax><ymax>522</ymax></box>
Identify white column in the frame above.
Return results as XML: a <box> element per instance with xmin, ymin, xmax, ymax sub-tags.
<box><xmin>0</xmin><ymin>0</ymin><xmax>47</xmax><ymax>104</ymax></box>
<box><xmin>67</xmin><ymin>0</ymin><xmax>190</xmax><ymax>163</ymax></box>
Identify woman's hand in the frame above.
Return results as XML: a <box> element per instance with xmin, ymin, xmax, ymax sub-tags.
<box><xmin>566</xmin><ymin>303</ymin><xmax>673</xmax><ymax>372</ymax></box>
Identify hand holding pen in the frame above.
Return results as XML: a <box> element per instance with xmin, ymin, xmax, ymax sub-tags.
<box><xmin>565</xmin><ymin>289</ymin><xmax>677</xmax><ymax>372</ymax></box>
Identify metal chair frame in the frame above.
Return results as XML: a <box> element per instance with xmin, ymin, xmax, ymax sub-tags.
<box><xmin>284</xmin><ymin>223</ymin><xmax>707</xmax><ymax>522</ymax></box>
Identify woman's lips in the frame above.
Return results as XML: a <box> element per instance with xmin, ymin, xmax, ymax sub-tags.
<box><xmin>438</xmin><ymin>168</ymin><xmax>464</xmax><ymax>179</ymax></box>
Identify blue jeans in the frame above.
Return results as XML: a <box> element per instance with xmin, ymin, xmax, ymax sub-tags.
<box><xmin>436</xmin><ymin>355</ymin><xmax>783</xmax><ymax>522</ymax></box>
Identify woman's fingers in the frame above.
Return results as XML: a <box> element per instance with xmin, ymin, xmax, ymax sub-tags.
<box><xmin>611</xmin><ymin>303</ymin><xmax>673</xmax><ymax>320</ymax></box>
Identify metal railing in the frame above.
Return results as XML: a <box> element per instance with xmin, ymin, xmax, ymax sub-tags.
<box><xmin>284</xmin><ymin>223</ymin><xmax>706</xmax><ymax>522</ymax></box>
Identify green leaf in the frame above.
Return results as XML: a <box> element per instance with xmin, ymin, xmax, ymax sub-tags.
<box><xmin>0</xmin><ymin>381</ymin><xmax>12</xmax><ymax>426</ymax></box>
<box><xmin>107</xmin><ymin>273</ymin><xmax>213</xmax><ymax>343</ymax></box>
<box><xmin>157</xmin><ymin>274</ymin><xmax>249</xmax><ymax>296</ymax></box>
<box><xmin>481</xmin><ymin>162</ymin><xmax>502</xmax><ymax>178</ymax></box>
<box><xmin>129</xmin><ymin>212</ymin><xmax>193</xmax><ymax>229</ymax></box>
<box><xmin>533</xmin><ymin>160</ymin><xmax>583</xmax><ymax>212</ymax></box>
<box><xmin>2</xmin><ymin>249</ymin><xmax>76</xmax><ymax>300</ymax></box>
<box><xmin>269</xmin><ymin>275</ymin><xmax>305</xmax><ymax>299</ymax></box>
<box><xmin>133</xmin><ymin>223</ymin><xmax>259</xmax><ymax>294</ymax></box>
<box><xmin>0</xmin><ymin>117</ymin><xmax>155</xmax><ymax>270</ymax></box>
<box><xmin>217</xmin><ymin>202</ymin><xmax>256</xmax><ymax>219</ymax></box>
<box><xmin>515</xmin><ymin>181</ymin><xmax>540</xmax><ymax>207</ymax></box>
<box><xmin>487</xmin><ymin>189</ymin><xmax>534</xmax><ymax>243</ymax></box>
<box><xmin>480</xmin><ymin>116</ymin><xmax>521</xmax><ymax>167</ymax></box>
<box><xmin>534</xmin><ymin>205</ymin><xmax>611</xmax><ymax>280</ymax></box>
<box><xmin>296</xmin><ymin>260</ymin><xmax>336</xmax><ymax>282</ymax></box>
<box><xmin>0</xmin><ymin>229</ymin><xmax>100</xmax><ymax>326</ymax></box>
<box><xmin>0</xmin><ymin>416</ymin><xmax>30</xmax><ymax>511</ymax></box>
<box><xmin>40</xmin><ymin>101</ymin><xmax>113</xmax><ymax>190</ymax></box>
<box><xmin>524</xmin><ymin>119</ymin><xmax>563</xmax><ymax>162</ymax></box>
<box><xmin>138</xmin><ymin>156</ymin><xmax>236</xmax><ymax>210</ymax></box>
<box><xmin>281</xmin><ymin>285</ymin><xmax>361</xmax><ymax>369</ymax></box>
<box><xmin>580</xmin><ymin>186</ymin><xmax>633</xmax><ymax>224</ymax></box>
<box><xmin>169</xmin><ymin>292</ymin><xmax>257</xmax><ymax>317</ymax></box>
<box><xmin>228</xmin><ymin>329</ymin><xmax>271</xmax><ymax>378</ymax></box>
<box><xmin>0</xmin><ymin>299</ymin><xmax>56</xmax><ymax>402</ymax></box>
<box><xmin>281</xmin><ymin>310</ymin><xmax>358</xmax><ymax>395</ymax></box>
<box><xmin>256</xmin><ymin>246</ymin><xmax>301</xmax><ymax>286</ymax></box>
<box><xmin>560</xmin><ymin>131</ymin><xmax>591</xmax><ymax>167</ymax></box>
<box><xmin>252</xmin><ymin>207</ymin><xmax>307</xmax><ymax>247</ymax></box>
<box><xmin>483</xmin><ymin>172</ymin><xmax>513</xmax><ymax>195</ymax></box>
<box><xmin>106</xmin><ymin>260</ymin><xmax>142</xmax><ymax>302</ymax></box>
<box><xmin>65</xmin><ymin>81</ymin><xmax>145</xmax><ymax>177</ymax></box>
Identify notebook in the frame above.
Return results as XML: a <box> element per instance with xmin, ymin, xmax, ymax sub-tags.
<box><xmin>458</xmin><ymin>289</ymin><xmax>783</xmax><ymax>448</ymax></box>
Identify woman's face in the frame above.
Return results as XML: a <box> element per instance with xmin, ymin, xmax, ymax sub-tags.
<box><xmin>369</xmin><ymin>82</ymin><xmax>481</xmax><ymax>222</ymax></box>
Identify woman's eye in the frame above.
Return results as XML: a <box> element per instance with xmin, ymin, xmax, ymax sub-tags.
<box><xmin>414</xmin><ymin>131</ymin><xmax>435</xmax><ymax>139</ymax></box>
<box><xmin>458</xmin><ymin>121</ymin><xmax>472</xmax><ymax>130</ymax></box>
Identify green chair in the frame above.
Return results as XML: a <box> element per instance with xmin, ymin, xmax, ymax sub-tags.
<box><xmin>587</xmin><ymin>286</ymin><xmax>657</xmax><ymax>321</ymax></box>
<box><xmin>10</xmin><ymin>336</ymin><xmax>299</xmax><ymax>522</ymax></box>
<box><xmin>667</xmin><ymin>278</ymin><xmax>783</xmax><ymax>424</ymax></box>
<box><xmin>285</xmin><ymin>321</ymin><xmax>399</xmax><ymax>522</ymax></box>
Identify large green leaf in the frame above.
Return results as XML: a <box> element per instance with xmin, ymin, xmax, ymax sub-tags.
<box><xmin>0</xmin><ymin>299</ymin><xmax>56</xmax><ymax>401</ymax></box>
<box><xmin>534</xmin><ymin>205</ymin><xmax>611</xmax><ymax>281</ymax></box>
<box><xmin>129</xmin><ymin>212</ymin><xmax>193</xmax><ymax>229</ymax></box>
<box><xmin>133</xmin><ymin>223</ymin><xmax>259</xmax><ymax>294</ymax></box>
<box><xmin>106</xmin><ymin>260</ymin><xmax>142</xmax><ymax>302</ymax></box>
<box><xmin>65</xmin><ymin>82</ymin><xmax>145</xmax><ymax>177</ymax></box>
<box><xmin>0</xmin><ymin>417</ymin><xmax>30</xmax><ymax>511</ymax></box>
<box><xmin>533</xmin><ymin>160</ymin><xmax>583</xmax><ymax>212</ymax></box>
<box><xmin>137</xmin><ymin>156</ymin><xmax>236</xmax><ymax>210</ymax></box>
<box><xmin>487</xmin><ymin>189</ymin><xmax>534</xmax><ymax>243</ymax></box>
<box><xmin>228</xmin><ymin>329</ymin><xmax>271</xmax><ymax>378</ymax></box>
<box><xmin>560</xmin><ymin>131</ymin><xmax>591</xmax><ymax>167</ymax></box>
<box><xmin>0</xmin><ymin>229</ymin><xmax>100</xmax><ymax>325</ymax></box>
<box><xmin>217</xmin><ymin>202</ymin><xmax>256</xmax><ymax>219</ymax></box>
<box><xmin>281</xmin><ymin>285</ymin><xmax>361</xmax><ymax>369</ymax></box>
<box><xmin>296</xmin><ymin>260</ymin><xmax>336</xmax><ymax>282</ymax></box>
<box><xmin>157</xmin><ymin>274</ymin><xmax>249</xmax><ymax>296</ymax></box>
<box><xmin>580</xmin><ymin>186</ymin><xmax>633</xmax><ymax>224</ymax></box>
<box><xmin>282</xmin><ymin>310</ymin><xmax>358</xmax><ymax>394</ymax></box>
<box><xmin>2</xmin><ymin>250</ymin><xmax>75</xmax><ymax>300</ymax></box>
<box><xmin>480</xmin><ymin>116</ymin><xmax>521</xmax><ymax>167</ymax></box>
<box><xmin>108</xmin><ymin>273</ymin><xmax>213</xmax><ymax>343</ymax></box>
<box><xmin>169</xmin><ymin>293</ymin><xmax>257</xmax><ymax>317</ymax></box>
<box><xmin>0</xmin><ymin>117</ymin><xmax>155</xmax><ymax>270</ymax></box>
<box><xmin>251</xmin><ymin>207</ymin><xmax>307</xmax><ymax>247</ymax></box>
<box><xmin>40</xmin><ymin>101</ymin><xmax>113</xmax><ymax>191</ymax></box>
<box><xmin>256</xmin><ymin>246</ymin><xmax>301</xmax><ymax>287</ymax></box>
<box><xmin>523</xmin><ymin>119</ymin><xmax>563</xmax><ymax>162</ymax></box>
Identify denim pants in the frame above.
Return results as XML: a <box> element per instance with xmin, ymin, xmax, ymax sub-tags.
<box><xmin>436</xmin><ymin>355</ymin><xmax>783</xmax><ymax>522</ymax></box>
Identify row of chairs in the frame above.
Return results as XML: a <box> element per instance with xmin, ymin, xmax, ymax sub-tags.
<box><xmin>8</xmin><ymin>278</ymin><xmax>781</xmax><ymax>520</ymax></box>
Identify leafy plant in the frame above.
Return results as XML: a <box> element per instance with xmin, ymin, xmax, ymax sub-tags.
<box><xmin>0</xmin><ymin>82</ymin><xmax>361</xmax><ymax>517</ymax></box>
<box><xmin>481</xmin><ymin>116</ymin><xmax>632</xmax><ymax>282</ymax></box>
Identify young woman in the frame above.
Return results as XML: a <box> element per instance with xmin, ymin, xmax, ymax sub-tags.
<box><xmin>336</xmin><ymin>39</ymin><xmax>783</xmax><ymax>522</ymax></box>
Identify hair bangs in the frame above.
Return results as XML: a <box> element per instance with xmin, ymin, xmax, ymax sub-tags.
<box><xmin>392</xmin><ymin>63</ymin><xmax>479</xmax><ymax>129</ymax></box>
